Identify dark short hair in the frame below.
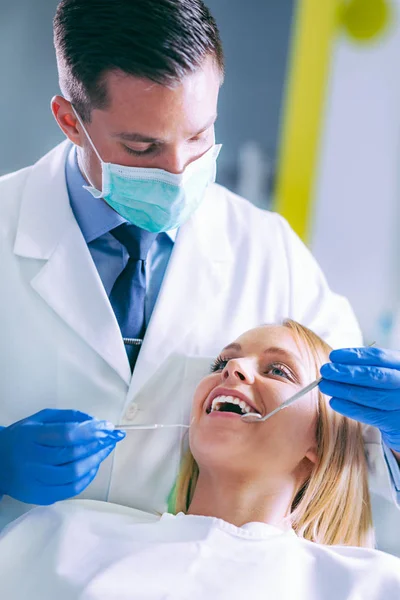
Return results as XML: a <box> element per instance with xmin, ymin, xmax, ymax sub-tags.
<box><xmin>54</xmin><ymin>0</ymin><xmax>224</xmax><ymax>121</ymax></box>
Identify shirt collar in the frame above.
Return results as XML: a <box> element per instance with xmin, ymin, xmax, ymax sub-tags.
<box><xmin>65</xmin><ymin>144</ymin><xmax>177</xmax><ymax>244</ymax></box>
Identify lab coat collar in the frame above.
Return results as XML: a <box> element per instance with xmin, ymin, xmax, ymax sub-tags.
<box><xmin>65</xmin><ymin>145</ymin><xmax>127</xmax><ymax>244</ymax></box>
<box><xmin>14</xmin><ymin>140</ymin><xmax>73</xmax><ymax>260</ymax></box>
<box><xmin>13</xmin><ymin>140</ymin><xmax>132</xmax><ymax>385</ymax></box>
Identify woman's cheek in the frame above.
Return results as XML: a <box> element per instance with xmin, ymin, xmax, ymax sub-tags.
<box><xmin>191</xmin><ymin>374</ymin><xmax>219</xmax><ymax>417</ymax></box>
<box><xmin>261</xmin><ymin>382</ymin><xmax>296</xmax><ymax>411</ymax></box>
<box><xmin>284</xmin><ymin>398</ymin><xmax>318</xmax><ymax>442</ymax></box>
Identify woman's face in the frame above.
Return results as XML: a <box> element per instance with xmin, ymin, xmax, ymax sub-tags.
<box><xmin>189</xmin><ymin>326</ymin><xmax>319</xmax><ymax>484</ymax></box>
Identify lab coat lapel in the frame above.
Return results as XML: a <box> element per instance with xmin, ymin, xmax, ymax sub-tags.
<box><xmin>13</xmin><ymin>141</ymin><xmax>131</xmax><ymax>385</ymax></box>
<box><xmin>130</xmin><ymin>186</ymin><xmax>232</xmax><ymax>395</ymax></box>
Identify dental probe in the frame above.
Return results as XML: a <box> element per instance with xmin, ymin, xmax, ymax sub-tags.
<box><xmin>241</xmin><ymin>377</ymin><xmax>322</xmax><ymax>423</ymax></box>
<box><xmin>114</xmin><ymin>423</ymin><xmax>190</xmax><ymax>430</ymax></box>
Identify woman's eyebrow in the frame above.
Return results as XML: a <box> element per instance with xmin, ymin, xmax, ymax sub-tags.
<box><xmin>222</xmin><ymin>343</ymin><xmax>242</xmax><ymax>352</ymax></box>
<box><xmin>263</xmin><ymin>347</ymin><xmax>303</xmax><ymax>366</ymax></box>
<box><xmin>222</xmin><ymin>344</ymin><xmax>302</xmax><ymax>364</ymax></box>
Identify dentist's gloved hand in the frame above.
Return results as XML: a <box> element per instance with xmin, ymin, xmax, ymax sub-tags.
<box><xmin>0</xmin><ymin>409</ymin><xmax>125</xmax><ymax>505</ymax></box>
<box><xmin>319</xmin><ymin>347</ymin><xmax>400</xmax><ymax>452</ymax></box>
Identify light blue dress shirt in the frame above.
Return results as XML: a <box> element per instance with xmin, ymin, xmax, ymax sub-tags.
<box><xmin>65</xmin><ymin>145</ymin><xmax>176</xmax><ymax>326</ymax></box>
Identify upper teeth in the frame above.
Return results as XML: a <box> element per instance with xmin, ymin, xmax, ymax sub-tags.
<box><xmin>210</xmin><ymin>395</ymin><xmax>255</xmax><ymax>414</ymax></box>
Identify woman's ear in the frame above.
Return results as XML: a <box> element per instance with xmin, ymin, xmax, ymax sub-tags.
<box><xmin>305</xmin><ymin>445</ymin><xmax>318</xmax><ymax>466</ymax></box>
<box><xmin>294</xmin><ymin>446</ymin><xmax>318</xmax><ymax>486</ymax></box>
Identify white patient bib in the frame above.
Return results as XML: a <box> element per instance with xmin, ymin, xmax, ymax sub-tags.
<box><xmin>0</xmin><ymin>500</ymin><xmax>400</xmax><ymax>600</ymax></box>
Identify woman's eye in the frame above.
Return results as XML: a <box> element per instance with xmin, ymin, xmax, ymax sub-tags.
<box><xmin>210</xmin><ymin>356</ymin><xmax>230</xmax><ymax>372</ymax></box>
<box><xmin>265</xmin><ymin>364</ymin><xmax>292</xmax><ymax>380</ymax></box>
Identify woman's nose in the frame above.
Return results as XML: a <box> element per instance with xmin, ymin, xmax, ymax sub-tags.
<box><xmin>222</xmin><ymin>359</ymin><xmax>255</xmax><ymax>384</ymax></box>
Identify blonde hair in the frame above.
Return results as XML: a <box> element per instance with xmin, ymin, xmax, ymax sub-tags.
<box><xmin>174</xmin><ymin>320</ymin><xmax>374</xmax><ymax>548</ymax></box>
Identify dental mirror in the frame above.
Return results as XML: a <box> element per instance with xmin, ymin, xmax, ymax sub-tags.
<box><xmin>241</xmin><ymin>377</ymin><xmax>322</xmax><ymax>423</ymax></box>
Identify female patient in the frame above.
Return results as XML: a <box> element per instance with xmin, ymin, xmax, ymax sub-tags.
<box><xmin>0</xmin><ymin>320</ymin><xmax>399</xmax><ymax>600</ymax></box>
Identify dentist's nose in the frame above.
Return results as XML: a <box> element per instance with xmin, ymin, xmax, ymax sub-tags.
<box><xmin>160</xmin><ymin>148</ymin><xmax>188</xmax><ymax>174</ymax></box>
<box><xmin>222</xmin><ymin>358</ymin><xmax>255</xmax><ymax>384</ymax></box>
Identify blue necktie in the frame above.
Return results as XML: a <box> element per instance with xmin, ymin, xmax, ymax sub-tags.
<box><xmin>110</xmin><ymin>224</ymin><xmax>157</xmax><ymax>370</ymax></box>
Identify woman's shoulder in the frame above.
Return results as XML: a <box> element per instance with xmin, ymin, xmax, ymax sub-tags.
<box><xmin>296</xmin><ymin>537</ymin><xmax>400</xmax><ymax>594</ymax></box>
<box><xmin>306</xmin><ymin>537</ymin><xmax>400</xmax><ymax>562</ymax></box>
<box><xmin>45</xmin><ymin>499</ymin><xmax>161</xmax><ymax>525</ymax></box>
<box><xmin>2</xmin><ymin>499</ymin><xmax>161</xmax><ymax>539</ymax></box>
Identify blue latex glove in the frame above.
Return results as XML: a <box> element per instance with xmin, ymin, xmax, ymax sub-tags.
<box><xmin>319</xmin><ymin>347</ymin><xmax>400</xmax><ymax>452</ymax></box>
<box><xmin>0</xmin><ymin>409</ymin><xmax>125</xmax><ymax>505</ymax></box>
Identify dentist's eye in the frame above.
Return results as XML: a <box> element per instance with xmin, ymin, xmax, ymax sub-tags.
<box><xmin>265</xmin><ymin>363</ymin><xmax>292</xmax><ymax>380</ymax></box>
<box><xmin>123</xmin><ymin>144</ymin><xmax>158</xmax><ymax>156</ymax></box>
<box><xmin>210</xmin><ymin>355</ymin><xmax>231</xmax><ymax>373</ymax></box>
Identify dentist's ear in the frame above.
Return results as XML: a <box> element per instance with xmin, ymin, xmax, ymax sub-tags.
<box><xmin>51</xmin><ymin>96</ymin><xmax>83</xmax><ymax>147</ymax></box>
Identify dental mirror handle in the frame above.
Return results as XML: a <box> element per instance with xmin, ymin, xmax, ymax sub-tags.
<box><xmin>114</xmin><ymin>423</ymin><xmax>190</xmax><ymax>431</ymax></box>
<box><xmin>274</xmin><ymin>340</ymin><xmax>377</xmax><ymax>417</ymax></box>
<box><xmin>251</xmin><ymin>341</ymin><xmax>377</xmax><ymax>423</ymax></box>
<box><xmin>263</xmin><ymin>377</ymin><xmax>323</xmax><ymax>421</ymax></box>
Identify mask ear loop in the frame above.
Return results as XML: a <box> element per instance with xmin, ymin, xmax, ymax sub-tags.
<box><xmin>70</xmin><ymin>104</ymin><xmax>104</xmax><ymax>192</ymax></box>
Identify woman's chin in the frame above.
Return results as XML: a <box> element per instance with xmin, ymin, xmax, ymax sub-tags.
<box><xmin>190</xmin><ymin>424</ymin><xmax>252</xmax><ymax>474</ymax></box>
<box><xmin>193</xmin><ymin>447</ymin><xmax>248</xmax><ymax>478</ymax></box>
<box><xmin>190</xmin><ymin>408</ymin><xmax>257</xmax><ymax>451</ymax></box>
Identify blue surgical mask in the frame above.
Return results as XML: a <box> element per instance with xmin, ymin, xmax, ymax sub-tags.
<box><xmin>72</xmin><ymin>107</ymin><xmax>222</xmax><ymax>232</ymax></box>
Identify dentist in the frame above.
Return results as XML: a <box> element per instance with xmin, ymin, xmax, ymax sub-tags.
<box><xmin>0</xmin><ymin>0</ymin><xmax>399</xmax><ymax>528</ymax></box>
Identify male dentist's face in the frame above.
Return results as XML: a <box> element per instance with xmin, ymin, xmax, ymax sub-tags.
<box><xmin>52</xmin><ymin>55</ymin><xmax>221</xmax><ymax>190</ymax></box>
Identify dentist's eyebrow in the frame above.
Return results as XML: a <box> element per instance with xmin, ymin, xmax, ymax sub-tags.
<box><xmin>112</xmin><ymin>114</ymin><xmax>218</xmax><ymax>144</ymax></box>
<box><xmin>112</xmin><ymin>132</ymin><xmax>162</xmax><ymax>143</ymax></box>
<box><xmin>190</xmin><ymin>113</ymin><xmax>218</xmax><ymax>136</ymax></box>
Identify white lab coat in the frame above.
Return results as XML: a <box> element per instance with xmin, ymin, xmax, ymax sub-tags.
<box><xmin>0</xmin><ymin>141</ymin><xmax>395</xmax><ymax>527</ymax></box>
<box><xmin>0</xmin><ymin>500</ymin><xmax>400</xmax><ymax>600</ymax></box>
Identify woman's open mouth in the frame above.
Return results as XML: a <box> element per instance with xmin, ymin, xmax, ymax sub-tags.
<box><xmin>207</xmin><ymin>395</ymin><xmax>252</xmax><ymax>416</ymax></box>
<box><xmin>205</xmin><ymin>390</ymin><xmax>261</xmax><ymax>417</ymax></box>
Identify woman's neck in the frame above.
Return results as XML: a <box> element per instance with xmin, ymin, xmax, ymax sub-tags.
<box><xmin>186</xmin><ymin>469</ymin><xmax>295</xmax><ymax>530</ymax></box>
